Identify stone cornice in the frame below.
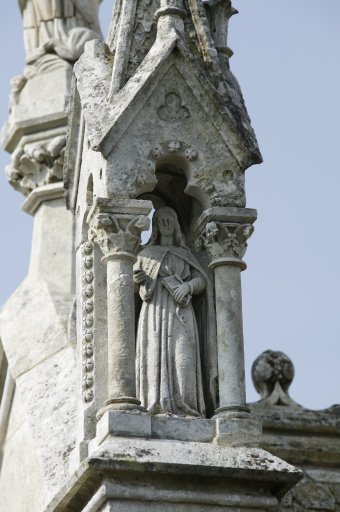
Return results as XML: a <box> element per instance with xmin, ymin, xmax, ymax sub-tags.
<box><xmin>21</xmin><ymin>182</ymin><xmax>65</xmax><ymax>216</ymax></box>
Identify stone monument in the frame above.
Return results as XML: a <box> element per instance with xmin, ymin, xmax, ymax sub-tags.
<box><xmin>4</xmin><ymin>1</ymin><xmax>333</xmax><ymax>511</ymax></box>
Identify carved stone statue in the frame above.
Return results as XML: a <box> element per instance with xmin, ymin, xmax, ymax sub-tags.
<box><xmin>19</xmin><ymin>0</ymin><xmax>101</xmax><ymax>63</ymax></box>
<box><xmin>133</xmin><ymin>207</ymin><xmax>218</xmax><ymax>418</ymax></box>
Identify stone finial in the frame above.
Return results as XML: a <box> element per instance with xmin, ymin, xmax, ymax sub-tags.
<box><xmin>251</xmin><ymin>350</ymin><xmax>301</xmax><ymax>409</ymax></box>
<box><xmin>204</xmin><ymin>0</ymin><xmax>238</xmax><ymax>58</ymax></box>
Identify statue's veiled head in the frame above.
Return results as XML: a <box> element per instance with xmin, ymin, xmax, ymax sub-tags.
<box><xmin>148</xmin><ymin>207</ymin><xmax>187</xmax><ymax>248</ymax></box>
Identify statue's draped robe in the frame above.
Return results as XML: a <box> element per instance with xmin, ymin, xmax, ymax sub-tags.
<box><xmin>135</xmin><ymin>246</ymin><xmax>217</xmax><ymax>418</ymax></box>
<box><xmin>19</xmin><ymin>0</ymin><xmax>100</xmax><ymax>62</ymax></box>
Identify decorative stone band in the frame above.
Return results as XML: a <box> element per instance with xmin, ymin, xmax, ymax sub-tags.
<box><xmin>81</xmin><ymin>241</ymin><xmax>95</xmax><ymax>404</ymax></box>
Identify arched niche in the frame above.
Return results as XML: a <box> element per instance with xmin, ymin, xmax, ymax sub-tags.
<box><xmin>139</xmin><ymin>161</ymin><xmax>203</xmax><ymax>244</ymax></box>
<box><xmin>133</xmin><ymin>162</ymin><xmax>216</xmax><ymax>419</ymax></box>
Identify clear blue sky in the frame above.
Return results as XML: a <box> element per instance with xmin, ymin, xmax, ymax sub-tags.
<box><xmin>0</xmin><ymin>1</ymin><xmax>339</xmax><ymax>409</ymax></box>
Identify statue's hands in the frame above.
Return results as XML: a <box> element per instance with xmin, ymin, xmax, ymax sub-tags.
<box><xmin>133</xmin><ymin>269</ymin><xmax>147</xmax><ymax>284</ymax></box>
<box><xmin>173</xmin><ymin>283</ymin><xmax>191</xmax><ymax>305</ymax></box>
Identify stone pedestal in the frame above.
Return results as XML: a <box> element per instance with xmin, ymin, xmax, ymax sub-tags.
<box><xmin>46</xmin><ymin>413</ymin><xmax>302</xmax><ymax>511</ymax></box>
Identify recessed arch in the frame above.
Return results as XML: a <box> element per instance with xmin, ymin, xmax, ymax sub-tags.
<box><xmin>139</xmin><ymin>161</ymin><xmax>203</xmax><ymax>243</ymax></box>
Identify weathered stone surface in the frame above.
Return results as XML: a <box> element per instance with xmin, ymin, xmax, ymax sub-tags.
<box><xmin>29</xmin><ymin>196</ymin><xmax>74</xmax><ymax>289</ymax></box>
<box><xmin>151</xmin><ymin>415</ymin><xmax>215</xmax><ymax>443</ymax></box>
<box><xmin>2</xmin><ymin>387</ymin><xmax>23</xmax><ymax>445</ymax></box>
<box><xmin>0</xmin><ymin>420</ymin><xmax>45</xmax><ymax>512</ymax></box>
<box><xmin>94</xmin><ymin>438</ymin><xmax>282</xmax><ymax>475</ymax></box>
<box><xmin>214</xmin><ymin>417</ymin><xmax>262</xmax><ymax>447</ymax></box>
<box><xmin>92</xmin><ymin>411</ymin><xmax>261</xmax><ymax>448</ymax></box>
<box><xmin>16</xmin><ymin>346</ymin><xmax>77</xmax><ymax>505</ymax></box>
<box><xmin>46</xmin><ymin>438</ymin><xmax>302</xmax><ymax>511</ymax></box>
<box><xmin>0</xmin><ymin>194</ymin><xmax>76</xmax><ymax>510</ymax></box>
<box><xmin>0</xmin><ymin>278</ymin><xmax>72</xmax><ymax>379</ymax></box>
<box><xmin>95</xmin><ymin>411</ymin><xmax>152</xmax><ymax>445</ymax></box>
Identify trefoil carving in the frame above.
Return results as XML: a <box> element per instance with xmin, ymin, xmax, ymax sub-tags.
<box><xmin>157</xmin><ymin>93</ymin><xmax>190</xmax><ymax>122</ymax></box>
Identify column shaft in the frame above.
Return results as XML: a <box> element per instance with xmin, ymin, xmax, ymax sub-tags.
<box><xmin>106</xmin><ymin>256</ymin><xmax>137</xmax><ymax>402</ymax></box>
<box><xmin>213</xmin><ymin>263</ymin><xmax>247</xmax><ymax>413</ymax></box>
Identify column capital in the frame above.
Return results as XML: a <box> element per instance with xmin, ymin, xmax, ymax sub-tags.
<box><xmin>193</xmin><ymin>207</ymin><xmax>257</xmax><ymax>264</ymax></box>
<box><xmin>87</xmin><ymin>198</ymin><xmax>152</xmax><ymax>260</ymax></box>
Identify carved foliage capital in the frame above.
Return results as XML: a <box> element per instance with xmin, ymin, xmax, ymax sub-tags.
<box><xmin>6</xmin><ymin>135</ymin><xmax>66</xmax><ymax>196</ymax></box>
<box><xmin>89</xmin><ymin>212</ymin><xmax>150</xmax><ymax>258</ymax></box>
<box><xmin>196</xmin><ymin>221</ymin><xmax>254</xmax><ymax>260</ymax></box>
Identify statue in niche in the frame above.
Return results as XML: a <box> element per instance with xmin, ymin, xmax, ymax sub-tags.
<box><xmin>19</xmin><ymin>0</ymin><xmax>101</xmax><ymax>64</ymax></box>
<box><xmin>133</xmin><ymin>207</ymin><xmax>217</xmax><ymax>418</ymax></box>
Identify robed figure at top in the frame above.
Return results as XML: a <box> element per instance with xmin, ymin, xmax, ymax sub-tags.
<box><xmin>19</xmin><ymin>0</ymin><xmax>101</xmax><ymax>63</ymax></box>
<box><xmin>133</xmin><ymin>207</ymin><xmax>218</xmax><ymax>418</ymax></box>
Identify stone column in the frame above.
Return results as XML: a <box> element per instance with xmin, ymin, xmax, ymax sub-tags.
<box><xmin>88</xmin><ymin>198</ymin><xmax>152</xmax><ymax>416</ymax></box>
<box><xmin>195</xmin><ymin>208</ymin><xmax>257</xmax><ymax>418</ymax></box>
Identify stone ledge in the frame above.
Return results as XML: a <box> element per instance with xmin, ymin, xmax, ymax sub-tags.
<box><xmin>251</xmin><ymin>405</ymin><xmax>340</xmax><ymax>466</ymax></box>
<box><xmin>22</xmin><ymin>182</ymin><xmax>65</xmax><ymax>216</ymax></box>
<box><xmin>45</xmin><ymin>439</ymin><xmax>302</xmax><ymax>512</ymax></box>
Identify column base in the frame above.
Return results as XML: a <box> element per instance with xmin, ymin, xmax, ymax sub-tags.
<box><xmin>214</xmin><ymin>417</ymin><xmax>262</xmax><ymax>447</ymax></box>
<box><xmin>96</xmin><ymin>398</ymin><xmax>146</xmax><ymax>420</ymax></box>
<box><xmin>213</xmin><ymin>405</ymin><xmax>250</xmax><ymax>419</ymax></box>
